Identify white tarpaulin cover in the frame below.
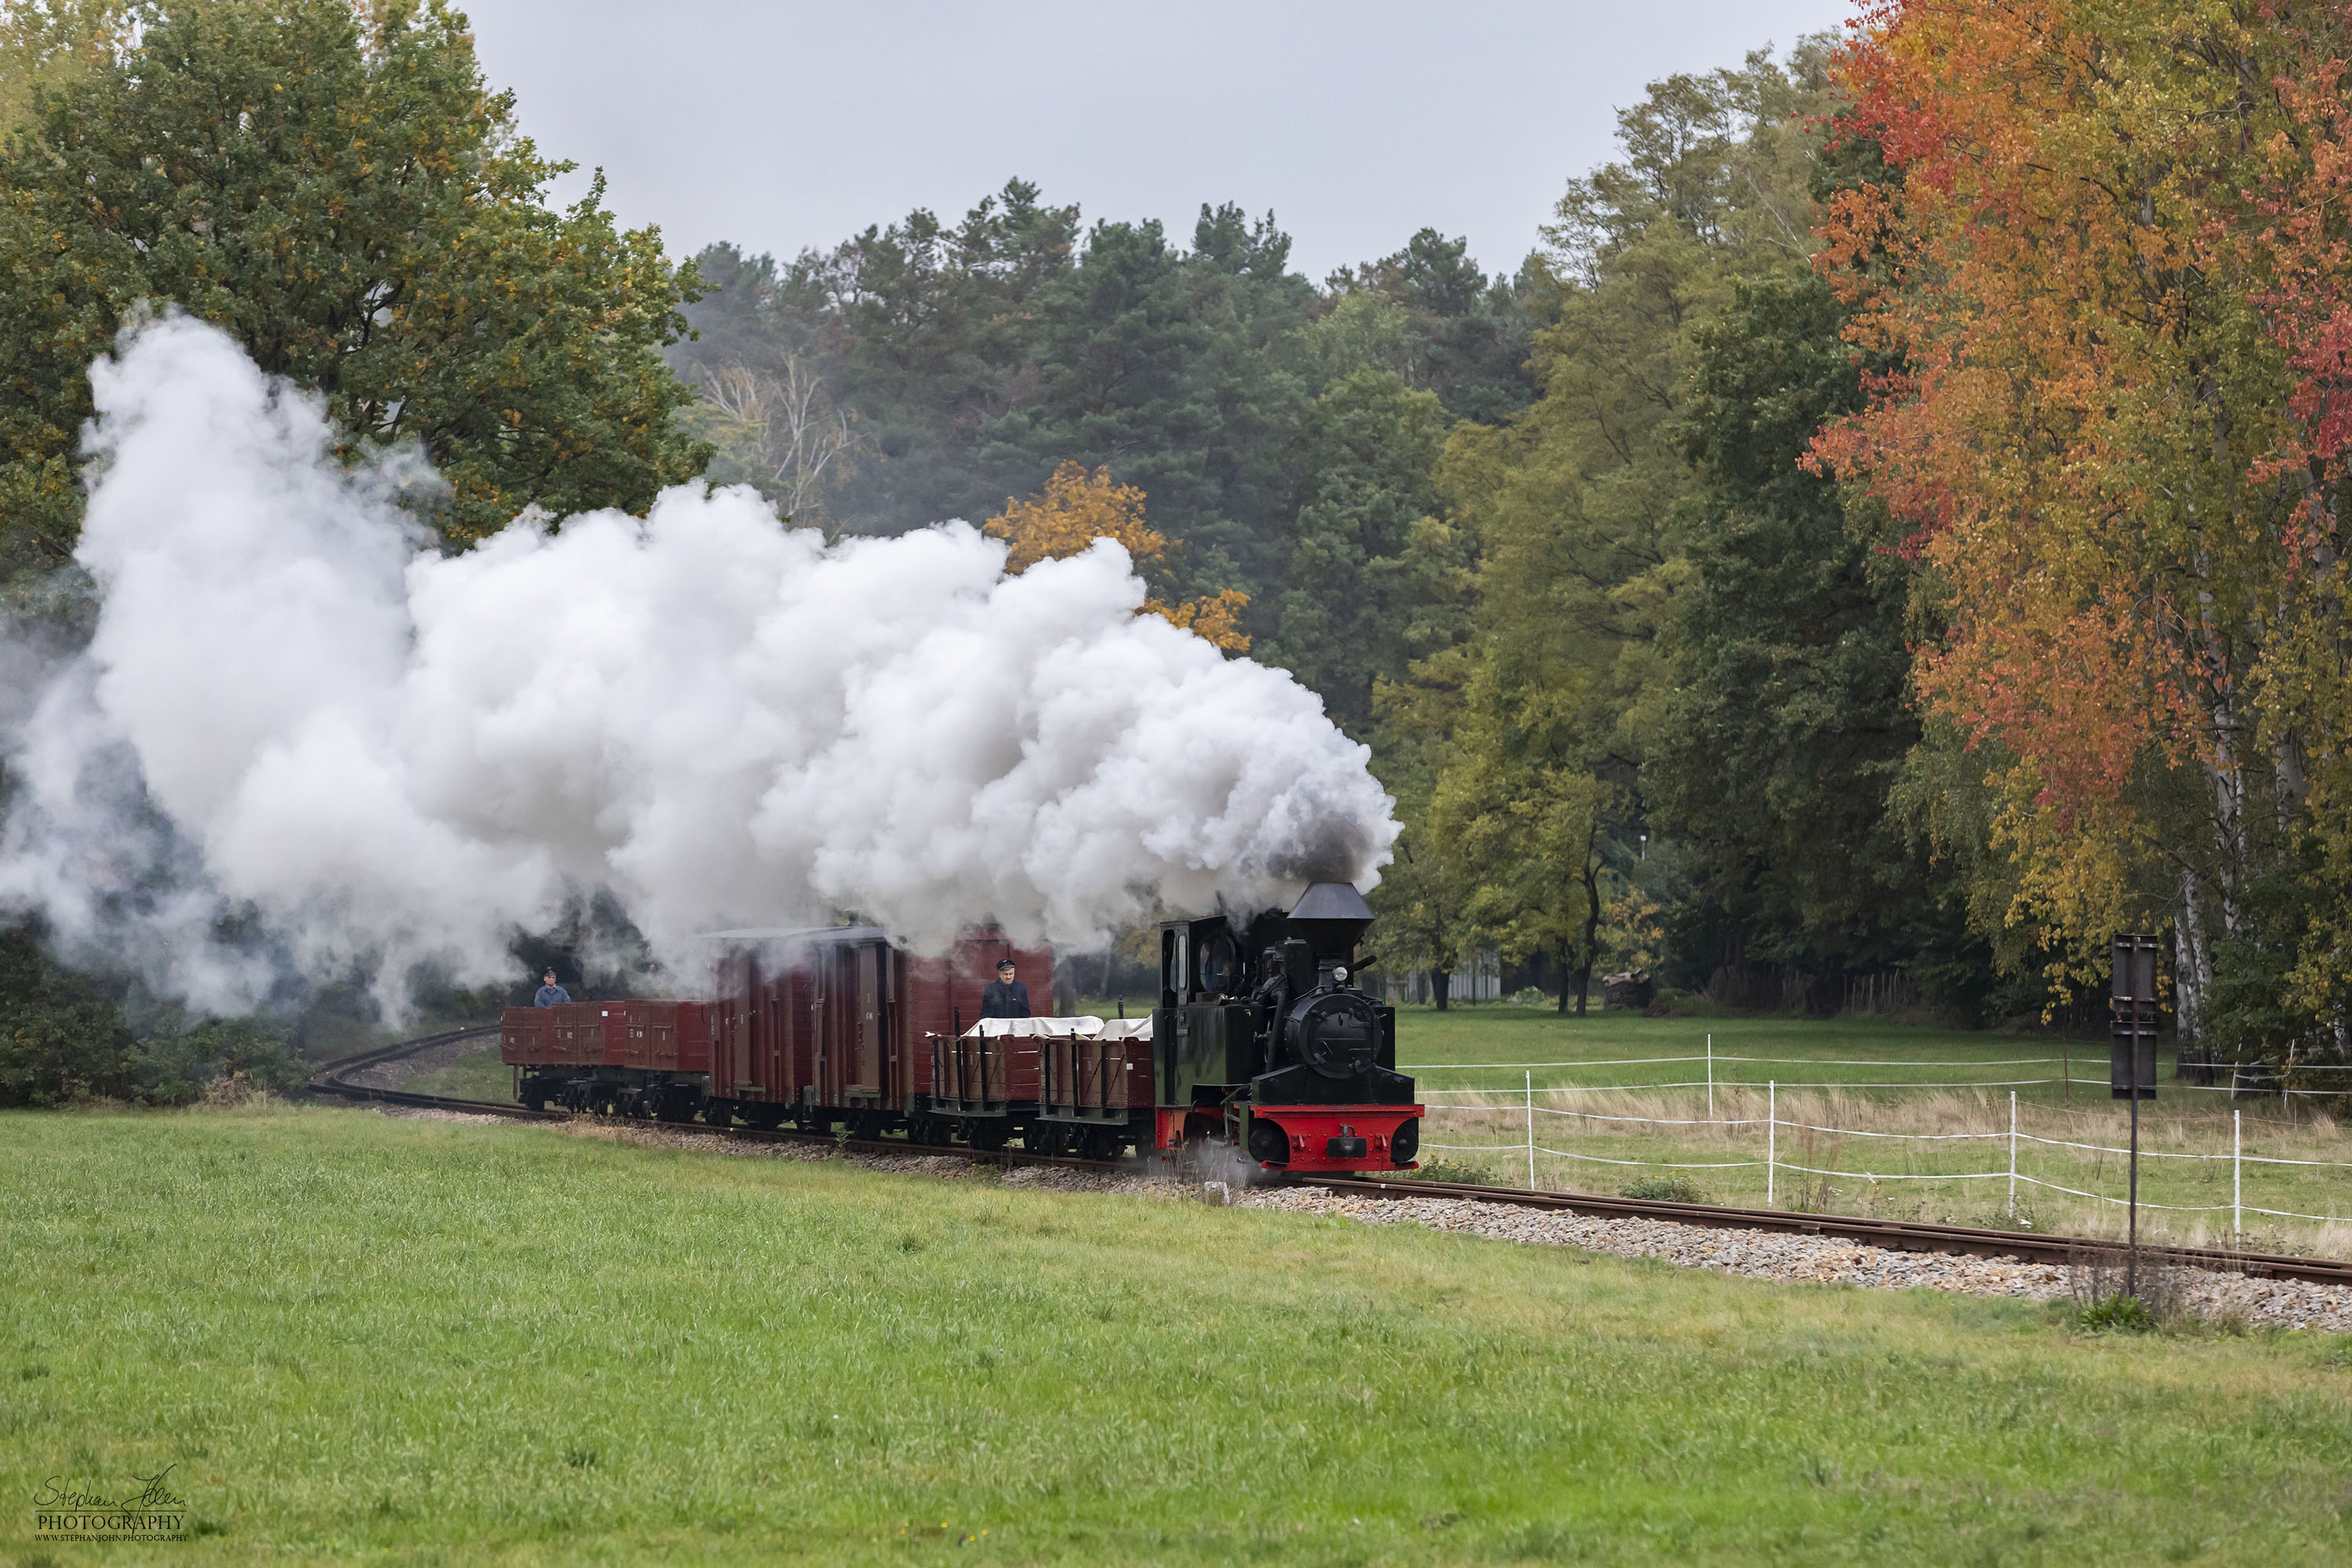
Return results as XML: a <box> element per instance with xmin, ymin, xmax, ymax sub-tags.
<box><xmin>959</xmin><ymin>1015</ymin><xmax>1155</xmax><ymax>1040</ymax></box>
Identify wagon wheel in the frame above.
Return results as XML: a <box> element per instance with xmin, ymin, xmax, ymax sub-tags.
<box><xmin>705</xmin><ymin>1098</ymin><xmax>735</xmax><ymax>1129</ymax></box>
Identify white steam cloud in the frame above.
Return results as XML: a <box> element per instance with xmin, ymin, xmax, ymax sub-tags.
<box><xmin>0</xmin><ymin>317</ymin><xmax>1397</xmax><ymax>1012</ymax></box>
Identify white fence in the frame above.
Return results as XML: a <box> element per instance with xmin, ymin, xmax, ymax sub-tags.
<box><xmin>1406</xmin><ymin>1051</ymin><xmax>2352</xmax><ymax>1235</ymax></box>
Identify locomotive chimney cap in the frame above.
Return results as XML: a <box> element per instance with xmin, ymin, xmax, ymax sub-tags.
<box><xmin>1288</xmin><ymin>880</ymin><xmax>1374</xmax><ymax>963</ymax></box>
<box><xmin>1289</xmin><ymin>881</ymin><xmax>1373</xmax><ymax>923</ymax></box>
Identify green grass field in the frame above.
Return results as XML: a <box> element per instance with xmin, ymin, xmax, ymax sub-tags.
<box><xmin>403</xmin><ymin>1047</ymin><xmax>519</xmax><ymax>1102</ymax></box>
<box><xmin>4</xmin><ymin>1105</ymin><xmax>2350</xmax><ymax>1565</ymax></box>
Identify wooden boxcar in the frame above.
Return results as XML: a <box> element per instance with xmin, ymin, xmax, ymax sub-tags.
<box><xmin>703</xmin><ymin>925</ymin><xmax>1053</xmax><ymax>1138</ymax></box>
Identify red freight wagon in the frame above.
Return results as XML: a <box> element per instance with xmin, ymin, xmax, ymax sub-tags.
<box><xmin>510</xmin><ymin>998</ymin><xmax>691</xmax><ymax>1117</ymax></box>
<box><xmin>1021</xmin><ymin>1020</ymin><xmax>1155</xmax><ymax>1159</ymax></box>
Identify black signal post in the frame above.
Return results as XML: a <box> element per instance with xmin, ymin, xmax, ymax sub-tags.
<box><xmin>2110</xmin><ymin>933</ymin><xmax>2161</xmax><ymax>1296</ymax></box>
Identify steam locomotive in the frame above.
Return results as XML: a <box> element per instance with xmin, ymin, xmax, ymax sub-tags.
<box><xmin>499</xmin><ymin>882</ymin><xmax>1422</xmax><ymax>1174</ymax></box>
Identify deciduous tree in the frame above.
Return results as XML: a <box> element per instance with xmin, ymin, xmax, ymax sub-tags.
<box><xmin>0</xmin><ymin>0</ymin><xmax>706</xmax><ymax>583</ymax></box>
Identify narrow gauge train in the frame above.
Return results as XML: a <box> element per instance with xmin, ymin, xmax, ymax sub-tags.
<box><xmin>499</xmin><ymin>882</ymin><xmax>1422</xmax><ymax>1174</ymax></box>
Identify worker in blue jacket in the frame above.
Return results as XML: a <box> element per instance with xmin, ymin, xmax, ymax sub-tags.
<box><xmin>534</xmin><ymin>968</ymin><xmax>571</xmax><ymax>1008</ymax></box>
<box><xmin>979</xmin><ymin>958</ymin><xmax>1031</xmax><ymax>1019</ymax></box>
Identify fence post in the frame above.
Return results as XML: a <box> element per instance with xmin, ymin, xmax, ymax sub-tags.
<box><xmin>2008</xmin><ymin>1091</ymin><xmax>2017</xmax><ymax>1220</ymax></box>
<box><xmin>2234</xmin><ymin>1109</ymin><xmax>2242</xmax><ymax>1241</ymax></box>
<box><xmin>1766</xmin><ymin>1080</ymin><xmax>1776</xmax><ymax>1208</ymax></box>
<box><xmin>1526</xmin><ymin>1069</ymin><xmax>1535</xmax><ymax>1189</ymax></box>
<box><xmin>1707</xmin><ymin>1034</ymin><xmax>1715</xmax><ymax>1120</ymax></box>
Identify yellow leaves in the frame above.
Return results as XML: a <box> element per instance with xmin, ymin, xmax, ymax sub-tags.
<box><xmin>983</xmin><ymin>460</ymin><xmax>1160</xmax><ymax>575</ymax></box>
<box><xmin>1146</xmin><ymin>587</ymin><xmax>1252</xmax><ymax>655</ymax></box>
<box><xmin>984</xmin><ymin>461</ymin><xmax>1252</xmax><ymax>652</ymax></box>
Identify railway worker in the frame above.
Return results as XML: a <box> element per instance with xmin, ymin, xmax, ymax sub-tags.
<box><xmin>979</xmin><ymin>958</ymin><xmax>1031</xmax><ymax>1019</ymax></box>
<box><xmin>534</xmin><ymin>968</ymin><xmax>571</xmax><ymax>1008</ymax></box>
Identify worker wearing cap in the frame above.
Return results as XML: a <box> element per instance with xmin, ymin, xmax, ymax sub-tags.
<box><xmin>979</xmin><ymin>958</ymin><xmax>1031</xmax><ymax>1019</ymax></box>
<box><xmin>534</xmin><ymin>968</ymin><xmax>571</xmax><ymax>1008</ymax></box>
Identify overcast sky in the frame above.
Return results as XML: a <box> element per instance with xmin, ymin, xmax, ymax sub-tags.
<box><xmin>457</xmin><ymin>0</ymin><xmax>1855</xmax><ymax>283</ymax></box>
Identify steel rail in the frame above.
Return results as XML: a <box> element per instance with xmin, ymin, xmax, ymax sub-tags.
<box><xmin>310</xmin><ymin>1025</ymin><xmax>2352</xmax><ymax>1287</ymax></box>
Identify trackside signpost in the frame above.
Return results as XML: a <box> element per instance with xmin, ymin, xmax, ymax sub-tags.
<box><xmin>2111</xmin><ymin>933</ymin><xmax>2161</xmax><ymax>1295</ymax></box>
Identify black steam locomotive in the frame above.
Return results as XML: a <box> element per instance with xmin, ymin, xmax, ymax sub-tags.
<box><xmin>1153</xmin><ymin>880</ymin><xmax>1422</xmax><ymax>1173</ymax></box>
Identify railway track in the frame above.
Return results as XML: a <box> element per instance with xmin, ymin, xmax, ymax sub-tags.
<box><xmin>311</xmin><ymin>1025</ymin><xmax>2352</xmax><ymax>1287</ymax></box>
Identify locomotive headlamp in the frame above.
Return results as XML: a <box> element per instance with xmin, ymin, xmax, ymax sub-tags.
<box><xmin>1333</xmin><ymin>966</ymin><xmax>1349</xmax><ymax>984</ymax></box>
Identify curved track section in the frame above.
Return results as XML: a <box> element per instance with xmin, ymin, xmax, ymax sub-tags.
<box><xmin>311</xmin><ymin>1025</ymin><xmax>2352</xmax><ymax>1287</ymax></box>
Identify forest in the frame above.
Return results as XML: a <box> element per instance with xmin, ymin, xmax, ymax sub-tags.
<box><xmin>5</xmin><ymin>0</ymin><xmax>2352</xmax><ymax>1098</ymax></box>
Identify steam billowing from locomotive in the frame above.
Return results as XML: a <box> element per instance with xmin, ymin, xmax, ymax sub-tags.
<box><xmin>0</xmin><ymin>316</ymin><xmax>1398</xmax><ymax>1013</ymax></box>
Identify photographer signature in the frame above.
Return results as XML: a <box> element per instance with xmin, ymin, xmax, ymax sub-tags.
<box><xmin>34</xmin><ymin>1465</ymin><xmax>187</xmax><ymax>1510</ymax></box>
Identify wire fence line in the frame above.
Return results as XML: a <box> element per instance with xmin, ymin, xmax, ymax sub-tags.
<box><xmin>1419</xmin><ymin>1077</ymin><xmax>2066</xmax><ymax>1095</ymax></box>
<box><xmin>1416</xmin><ymin>1076</ymin><xmax>2351</xmax><ymax>1239</ymax></box>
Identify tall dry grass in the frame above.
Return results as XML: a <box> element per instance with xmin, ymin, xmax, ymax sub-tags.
<box><xmin>1415</xmin><ymin>1082</ymin><xmax>2352</xmax><ymax>1258</ymax></box>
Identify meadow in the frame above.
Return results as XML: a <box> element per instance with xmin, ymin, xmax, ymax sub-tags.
<box><xmin>403</xmin><ymin>1046</ymin><xmax>521</xmax><ymax>1103</ymax></box>
<box><xmin>3</xmin><ymin>1104</ymin><xmax>2350</xmax><ymax>1566</ymax></box>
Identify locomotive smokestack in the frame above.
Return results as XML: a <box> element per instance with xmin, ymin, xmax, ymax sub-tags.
<box><xmin>1287</xmin><ymin>881</ymin><xmax>1373</xmax><ymax>964</ymax></box>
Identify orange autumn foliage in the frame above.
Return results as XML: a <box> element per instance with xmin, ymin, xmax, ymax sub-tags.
<box><xmin>984</xmin><ymin>461</ymin><xmax>1251</xmax><ymax>652</ymax></box>
<box><xmin>1808</xmin><ymin>0</ymin><xmax>2337</xmax><ymax>1004</ymax></box>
